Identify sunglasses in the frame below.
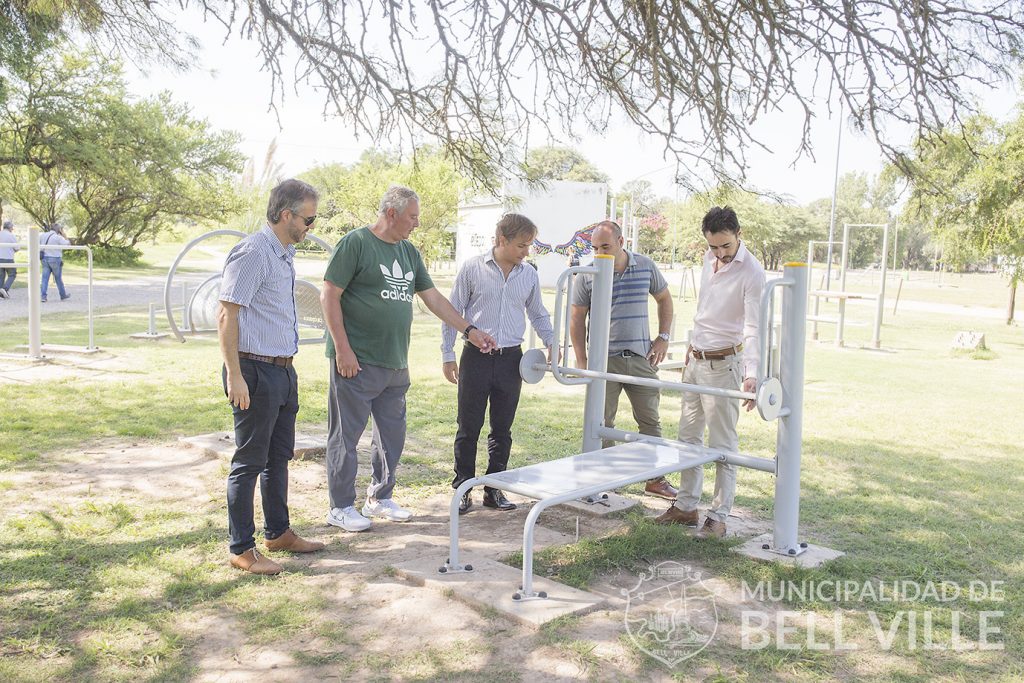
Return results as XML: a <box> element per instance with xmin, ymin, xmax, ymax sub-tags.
<box><xmin>294</xmin><ymin>213</ymin><xmax>317</xmax><ymax>227</ymax></box>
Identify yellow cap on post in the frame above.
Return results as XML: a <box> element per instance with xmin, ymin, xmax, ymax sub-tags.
<box><xmin>594</xmin><ymin>253</ymin><xmax>614</xmax><ymax>259</ymax></box>
<box><xmin>784</xmin><ymin>262</ymin><xmax>807</xmax><ymax>267</ymax></box>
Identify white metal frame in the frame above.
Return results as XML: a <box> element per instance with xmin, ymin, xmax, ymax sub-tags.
<box><xmin>12</xmin><ymin>227</ymin><xmax>97</xmax><ymax>357</ymax></box>
<box><xmin>807</xmin><ymin>223</ymin><xmax>889</xmax><ymax>348</ymax></box>
<box><xmin>440</xmin><ymin>255</ymin><xmax>810</xmax><ymax>599</ymax></box>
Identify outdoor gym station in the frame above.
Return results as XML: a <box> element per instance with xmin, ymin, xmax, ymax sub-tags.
<box><xmin>437</xmin><ymin>254</ymin><xmax>841</xmax><ymax>602</ymax></box>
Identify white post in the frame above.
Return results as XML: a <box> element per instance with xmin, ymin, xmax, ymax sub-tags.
<box><xmin>580</xmin><ymin>254</ymin><xmax>613</xmax><ymax>452</ymax></box>
<box><xmin>27</xmin><ymin>226</ymin><xmax>42</xmax><ymax>358</ymax></box>
<box><xmin>835</xmin><ymin>224</ymin><xmax>850</xmax><ymax>347</ymax></box>
<box><xmin>873</xmin><ymin>223</ymin><xmax>890</xmax><ymax>349</ymax></box>
<box><xmin>87</xmin><ymin>247</ymin><xmax>95</xmax><ymax>350</ymax></box>
<box><xmin>807</xmin><ymin>241</ymin><xmax>819</xmax><ymax>341</ymax></box>
<box><xmin>773</xmin><ymin>262</ymin><xmax>808</xmax><ymax>555</ymax></box>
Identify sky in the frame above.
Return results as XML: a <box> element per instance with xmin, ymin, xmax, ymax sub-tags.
<box><xmin>123</xmin><ymin>10</ymin><xmax>1020</xmax><ymax>207</ymax></box>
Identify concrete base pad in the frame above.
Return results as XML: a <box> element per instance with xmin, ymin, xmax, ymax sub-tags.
<box><xmin>557</xmin><ymin>491</ymin><xmax>638</xmax><ymax>517</ymax></box>
<box><xmin>129</xmin><ymin>332</ymin><xmax>169</xmax><ymax>340</ymax></box>
<box><xmin>732</xmin><ymin>532</ymin><xmax>845</xmax><ymax>568</ymax></box>
<box><xmin>180</xmin><ymin>431</ymin><xmax>326</xmax><ymax>460</ymax></box>
<box><xmin>15</xmin><ymin>343</ymin><xmax>101</xmax><ymax>355</ymax></box>
<box><xmin>394</xmin><ymin>554</ymin><xmax>606</xmax><ymax>628</ymax></box>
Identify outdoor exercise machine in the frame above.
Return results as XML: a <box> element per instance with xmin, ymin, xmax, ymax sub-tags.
<box><xmin>10</xmin><ymin>226</ymin><xmax>98</xmax><ymax>359</ymax></box>
<box><xmin>807</xmin><ymin>222</ymin><xmax>890</xmax><ymax>348</ymax></box>
<box><xmin>440</xmin><ymin>254</ymin><xmax>810</xmax><ymax>600</ymax></box>
<box><xmin>163</xmin><ymin>229</ymin><xmax>332</xmax><ymax>344</ymax></box>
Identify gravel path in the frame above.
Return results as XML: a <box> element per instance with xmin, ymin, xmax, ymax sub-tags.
<box><xmin>0</xmin><ymin>273</ymin><xmax>213</xmax><ymax>324</ymax></box>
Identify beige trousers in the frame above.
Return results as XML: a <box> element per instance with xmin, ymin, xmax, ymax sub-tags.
<box><xmin>675</xmin><ymin>355</ymin><xmax>743</xmax><ymax>523</ymax></box>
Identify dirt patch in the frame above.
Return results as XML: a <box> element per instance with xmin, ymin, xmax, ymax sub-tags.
<box><xmin>1</xmin><ymin>438</ymin><xmax>829</xmax><ymax>681</ymax></box>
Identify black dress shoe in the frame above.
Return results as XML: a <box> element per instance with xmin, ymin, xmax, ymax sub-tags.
<box><xmin>482</xmin><ymin>489</ymin><xmax>517</xmax><ymax>511</ymax></box>
<box><xmin>458</xmin><ymin>490</ymin><xmax>473</xmax><ymax>515</ymax></box>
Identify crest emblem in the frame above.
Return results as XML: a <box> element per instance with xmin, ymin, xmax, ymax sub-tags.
<box><xmin>621</xmin><ymin>561</ymin><xmax>718</xmax><ymax>667</ymax></box>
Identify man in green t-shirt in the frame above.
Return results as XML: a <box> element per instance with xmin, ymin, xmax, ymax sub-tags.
<box><xmin>321</xmin><ymin>185</ymin><xmax>496</xmax><ymax>532</ymax></box>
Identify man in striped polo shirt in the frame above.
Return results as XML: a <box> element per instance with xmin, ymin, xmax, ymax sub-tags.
<box><xmin>570</xmin><ymin>220</ymin><xmax>678</xmax><ymax>500</ymax></box>
<box><xmin>441</xmin><ymin>213</ymin><xmax>555</xmax><ymax>514</ymax></box>
<box><xmin>218</xmin><ymin>179</ymin><xmax>326</xmax><ymax>575</ymax></box>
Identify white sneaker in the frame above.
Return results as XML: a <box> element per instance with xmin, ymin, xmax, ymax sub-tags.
<box><xmin>361</xmin><ymin>497</ymin><xmax>412</xmax><ymax>522</ymax></box>
<box><xmin>326</xmin><ymin>506</ymin><xmax>372</xmax><ymax>532</ymax></box>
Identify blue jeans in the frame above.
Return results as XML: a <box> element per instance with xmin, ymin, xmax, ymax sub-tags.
<box><xmin>40</xmin><ymin>257</ymin><xmax>67</xmax><ymax>299</ymax></box>
<box><xmin>223</xmin><ymin>358</ymin><xmax>299</xmax><ymax>555</ymax></box>
<box><xmin>0</xmin><ymin>258</ymin><xmax>14</xmax><ymax>291</ymax></box>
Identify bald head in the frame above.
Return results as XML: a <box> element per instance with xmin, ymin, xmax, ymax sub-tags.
<box><xmin>590</xmin><ymin>221</ymin><xmax>625</xmax><ymax>258</ymax></box>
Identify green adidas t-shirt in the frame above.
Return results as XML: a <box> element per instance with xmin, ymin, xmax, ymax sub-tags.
<box><xmin>324</xmin><ymin>226</ymin><xmax>434</xmax><ymax>369</ymax></box>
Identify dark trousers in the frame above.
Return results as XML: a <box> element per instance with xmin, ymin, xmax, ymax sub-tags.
<box><xmin>223</xmin><ymin>358</ymin><xmax>299</xmax><ymax>555</ymax></box>
<box><xmin>452</xmin><ymin>345</ymin><xmax>523</xmax><ymax>493</ymax></box>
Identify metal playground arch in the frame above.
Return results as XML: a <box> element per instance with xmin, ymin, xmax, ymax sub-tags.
<box><xmin>163</xmin><ymin>229</ymin><xmax>333</xmax><ymax>344</ymax></box>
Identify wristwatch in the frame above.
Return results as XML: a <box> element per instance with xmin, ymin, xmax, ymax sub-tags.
<box><xmin>657</xmin><ymin>332</ymin><xmax>670</xmax><ymax>342</ymax></box>
<box><xmin>463</xmin><ymin>324</ymin><xmax>478</xmax><ymax>340</ymax></box>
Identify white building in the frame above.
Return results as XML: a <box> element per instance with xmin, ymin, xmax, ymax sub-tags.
<box><xmin>454</xmin><ymin>179</ymin><xmax>608</xmax><ymax>287</ymax></box>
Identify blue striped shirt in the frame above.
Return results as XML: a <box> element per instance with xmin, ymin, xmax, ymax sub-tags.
<box><xmin>219</xmin><ymin>225</ymin><xmax>299</xmax><ymax>357</ymax></box>
<box><xmin>441</xmin><ymin>251</ymin><xmax>555</xmax><ymax>362</ymax></box>
<box><xmin>573</xmin><ymin>250</ymin><xmax>668</xmax><ymax>356</ymax></box>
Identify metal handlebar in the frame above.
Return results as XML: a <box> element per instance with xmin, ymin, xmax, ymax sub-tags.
<box><xmin>549</xmin><ymin>264</ymin><xmax>597</xmax><ymax>386</ymax></box>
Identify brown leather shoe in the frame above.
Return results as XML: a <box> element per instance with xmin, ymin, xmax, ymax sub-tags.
<box><xmin>229</xmin><ymin>548</ymin><xmax>283</xmax><ymax>575</ymax></box>
<box><xmin>655</xmin><ymin>505</ymin><xmax>699</xmax><ymax>527</ymax></box>
<box><xmin>264</xmin><ymin>528</ymin><xmax>325</xmax><ymax>553</ymax></box>
<box><xmin>696</xmin><ymin>518</ymin><xmax>727</xmax><ymax>539</ymax></box>
<box><xmin>644</xmin><ymin>477</ymin><xmax>679</xmax><ymax>500</ymax></box>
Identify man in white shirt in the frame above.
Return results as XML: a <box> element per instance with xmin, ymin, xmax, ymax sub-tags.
<box><xmin>656</xmin><ymin>206</ymin><xmax>765</xmax><ymax>538</ymax></box>
<box><xmin>0</xmin><ymin>220</ymin><xmax>18</xmax><ymax>298</ymax></box>
<box><xmin>40</xmin><ymin>223</ymin><xmax>71</xmax><ymax>302</ymax></box>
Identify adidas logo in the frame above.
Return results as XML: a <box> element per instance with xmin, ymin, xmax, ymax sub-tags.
<box><xmin>379</xmin><ymin>260</ymin><xmax>415</xmax><ymax>302</ymax></box>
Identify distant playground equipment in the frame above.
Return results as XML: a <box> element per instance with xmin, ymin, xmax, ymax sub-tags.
<box><xmin>440</xmin><ymin>257</ymin><xmax>840</xmax><ymax>600</ymax></box>
<box><xmin>806</xmin><ymin>223</ymin><xmax>891</xmax><ymax>348</ymax></box>
<box><xmin>163</xmin><ymin>229</ymin><xmax>332</xmax><ymax>344</ymax></box>
<box><xmin>10</xmin><ymin>226</ymin><xmax>98</xmax><ymax>359</ymax></box>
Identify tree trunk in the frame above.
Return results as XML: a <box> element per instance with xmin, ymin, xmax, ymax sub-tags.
<box><xmin>1008</xmin><ymin>276</ymin><xmax>1018</xmax><ymax>325</ymax></box>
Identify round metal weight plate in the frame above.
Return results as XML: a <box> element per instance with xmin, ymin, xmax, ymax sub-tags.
<box><xmin>519</xmin><ymin>348</ymin><xmax>549</xmax><ymax>384</ymax></box>
<box><xmin>756</xmin><ymin>377</ymin><xmax>784</xmax><ymax>421</ymax></box>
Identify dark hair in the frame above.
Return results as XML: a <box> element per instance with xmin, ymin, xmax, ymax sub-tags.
<box><xmin>495</xmin><ymin>213</ymin><xmax>538</xmax><ymax>242</ymax></box>
<box><xmin>2</xmin><ymin>221</ymin><xmax>12</xmax><ymax>230</ymax></box>
<box><xmin>595</xmin><ymin>220</ymin><xmax>622</xmax><ymax>238</ymax></box>
<box><xmin>266</xmin><ymin>179</ymin><xmax>319</xmax><ymax>224</ymax></box>
<box><xmin>702</xmin><ymin>206</ymin><xmax>740</xmax><ymax>234</ymax></box>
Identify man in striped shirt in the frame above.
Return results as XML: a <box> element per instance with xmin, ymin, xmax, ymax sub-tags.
<box><xmin>571</xmin><ymin>220</ymin><xmax>678</xmax><ymax>500</ymax></box>
<box><xmin>218</xmin><ymin>179</ymin><xmax>326</xmax><ymax>575</ymax></box>
<box><xmin>441</xmin><ymin>213</ymin><xmax>555</xmax><ymax>514</ymax></box>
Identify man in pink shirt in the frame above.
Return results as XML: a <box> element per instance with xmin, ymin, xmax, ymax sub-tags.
<box><xmin>656</xmin><ymin>206</ymin><xmax>765</xmax><ymax>538</ymax></box>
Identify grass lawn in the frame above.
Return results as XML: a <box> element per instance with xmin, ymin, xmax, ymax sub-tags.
<box><xmin>0</xmin><ymin>269</ymin><xmax>1021</xmax><ymax>681</ymax></box>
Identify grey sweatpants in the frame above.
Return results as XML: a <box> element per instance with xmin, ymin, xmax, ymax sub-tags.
<box><xmin>326</xmin><ymin>362</ymin><xmax>410</xmax><ymax>509</ymax></box>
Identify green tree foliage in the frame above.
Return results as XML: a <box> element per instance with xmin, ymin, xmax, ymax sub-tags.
<box><xmin>300</xmin><ymin>148</ymin><xmax>464</xmax><ymax>265</ymax></box>
<box><xmin>522</xmin><ymin>146</ymin><xmax>608</xmax><ymax>184</ymax></box>
<box><xmin>0</xmin><ymin>50</ymin><xmax>244</xmax><ymax>256</ymax></box>
<box><xmin>901</xmin><ymin>113</ymin><xmax>1024</xmax><ymax>323</ymax></box>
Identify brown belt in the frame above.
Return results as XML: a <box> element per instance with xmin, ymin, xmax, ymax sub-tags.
<box><xmin>689</xmin><ymin>344</ymin><xmax>742</xmax><ymax>361</ymax></box>
<box><xmin>238</xmin><ymin>351</ymin><xmax>294</xmax><ymax>368</ymax></box>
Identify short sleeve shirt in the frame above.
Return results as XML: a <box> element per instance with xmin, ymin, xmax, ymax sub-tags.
<box><xmin>218</xmin><ymin>226</ymin><xmax>299</xmax><ymax>357</ymax></box>
<box><xmin>323</xmin><ymin>226</ymin><xmax>434</xmax><ymax>369</ymax></box>
<box><xmin>573</xmin><ymin>251</ymin><xmax>668</xmax><ymax>356</ymax></box>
